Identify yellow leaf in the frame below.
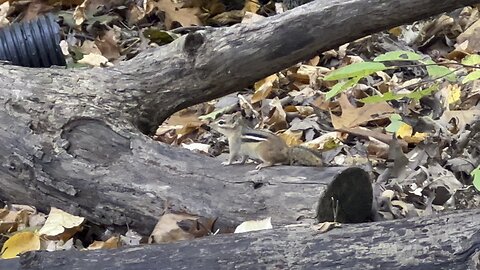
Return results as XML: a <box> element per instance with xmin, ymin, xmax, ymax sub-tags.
<box><xmin>403</xmin><ymin>132</ymin><xmax>428</xmax><ymax>144</ymax></box>
<box><xmin>396</xmin><ymin>123</ymin><xmax>427</xmax><ymax>143</ymax></box>
<box><xmin>388</xmin><ymin>26</ymin><xmax>402</xmax><ymax>37</ymax></box>
<box><xmin>447</xmin><ymin>84</ymin><xmax>461</xmax><ymax>104</ymax></box>
<box><xmin>396</xmin><ymin>123</ymin><xmax>413</xmax><ymax>138</ymax></box>
<box><xmin>1</xmin><ymin>231</ymin><xmax>40</xmax><ymax>259</ymax></box>
<box><xmin>243</xmin><ymin>0</ymin><xmax>260</xmax><ymax>13</ymax></box>
<box><xmin>38</xmin><ymin>208</ymin><xmax>85</xmax><ymax>238</ymax></box>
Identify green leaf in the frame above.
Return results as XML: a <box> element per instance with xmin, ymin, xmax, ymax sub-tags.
<box><xmin>422</xmin><ymin>60</ymin><xmax>456</xmax><ymax>82</ymax></box>
<box><xmin>199</xmin><ymin>107</ymin><xmax>229</xmax><ymax>121</ymax></box>
<box><xmin>361</xmin><ymin>92</ymin><xmax>400</xmax><ymax>103</ymax></box>
<box><xmin>325</xmin><ymin>77</ymin><xmax>361</xmax><ymax>100</ymax></box>
<box><xmin>461</xmin><ymin>54</ymin><xmax>480</xmax><ymax>65</ymax></box>
<box><xmin>426</xmin><ymin>65</ymin><xmax>456</xmax><ymax>82</ymax></box>
<box><xmin>88</xmin><ymin>14</ymin><xmax>118</xmax><ymax>25</ymax></box>
<box><xmin>386</xmin><ymin>114</ymin><xmax>403</xmax><ymax>133</ymax></box>
<box><xmin>143</xmin><ymin>27</ymin><xmax>179</xmax><ymax>45</ymax></box>
<box><xmin>462</xmin><ymin>70</ymin><xmax>480</xmax><ymax>84</ymax></box>
<box><xmin>407</xmin><ymin>84</ymin><xmax>438</xmax><ymax>100</ymax></box>
<box><xmin>472</xmin><ymin>166</ymin><xmax>480</xmax><ymax>191</ymax></box>
<box><xmin>360</xmin><ymin>85</ymin><xmax>438</xmax><ymax>104</ymax></box>
<box><xmin>324</xmin><ymin>62</ymin><xmax>386</xmax><ymax>81</ymax></box>
<box><xmin>374</xmin><ymin>51</ymin><xmax>423</xmax><ymax>62</ymax></box>
<box><xmin>56</xmin><ymin>11</ymin><xmax>75</xmax><ymax>28</ymax></box>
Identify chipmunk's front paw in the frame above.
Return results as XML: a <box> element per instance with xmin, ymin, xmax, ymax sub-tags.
<box><xmin>221</xmin><ymin>161</ymin><xmax>232</xmax><ymax>166</ymax></box>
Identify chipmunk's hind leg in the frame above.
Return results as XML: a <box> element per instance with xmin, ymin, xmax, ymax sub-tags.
<box><xmin>254</xmin><ymin>141</ymin><xmax>288</xmax><ymax>170</ymax></box>
<box><xmin>255</xmin><ymin>162</ymin><xmax>275</xmax><ymax>170</ymax></box>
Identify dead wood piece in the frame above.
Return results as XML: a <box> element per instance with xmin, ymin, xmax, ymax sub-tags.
<box><xmin>2</xmin><ymin>208</ymin><xmax>479</xmax><ymax>270</ymax></box>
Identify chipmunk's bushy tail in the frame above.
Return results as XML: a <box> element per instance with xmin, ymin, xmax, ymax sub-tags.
<box><xmin>287</xmin><ymin>146</ymin><xmax>323</xmax><ymax>166</ymax></box>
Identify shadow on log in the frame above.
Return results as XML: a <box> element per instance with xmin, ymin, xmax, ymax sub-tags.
<box><xmin>317</xmin><ymin>167</ymin><xmax>372</xmax><ymax>223</ymax></box>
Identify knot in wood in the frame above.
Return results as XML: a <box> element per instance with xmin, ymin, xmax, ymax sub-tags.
<box><xmin>183</xmin><ymin>32</ymin><xmax>205</xmax><ymax>55</ymax></box>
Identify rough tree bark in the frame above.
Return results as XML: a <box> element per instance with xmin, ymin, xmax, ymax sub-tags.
<box><xmin>0</xmin><ymin>0</ymin><xmax>477</xmax><ymax>240</ymax></box>
<box><xmin>2</xmin><ymin>208</ymin><xmax>480</xmax><ymax>270</ymax></box>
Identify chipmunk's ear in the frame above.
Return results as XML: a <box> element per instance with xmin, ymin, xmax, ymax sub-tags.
<box><xmin>231</xmin><ymin>111</ymin><xmax>243</xmax><ymax>120</ymax></box>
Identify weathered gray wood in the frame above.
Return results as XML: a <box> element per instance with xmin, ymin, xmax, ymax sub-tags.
<box><xmin>0</xmin><ymin>0</ymin><xmax>478</xmax><ymax>236</ymax></box>
<box><xmin>2</xmin><ymin>208</ymin><xmax>479</xmax><ymax>270</ymax></box>
<box><xmin>0</xmin><ymin>112</ymin><xmax>350</xmax><ymax>234</ymax></box>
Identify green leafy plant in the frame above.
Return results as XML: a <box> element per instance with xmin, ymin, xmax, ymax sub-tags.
<box><xmin>323</xmin><ymin>50</ymin><xmax>480</xmax><ymax>102</ymax></box>
<box><xmin>360</xmin><ymin>84</ymin><xmax>438</xmax><ymax>103</ymax></box>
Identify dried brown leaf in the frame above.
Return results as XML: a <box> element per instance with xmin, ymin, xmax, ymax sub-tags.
<box><xmin>265</xmin><ymin>97</ymin><xmax>287</xmax><ymax>131</ymax></box>
<box><xmin>147</xmin><ymin>0</ymin><xmax>202</xmax><ymax>29</ymax></box>
<box><xmin>331</xmin><ymin>94</ymin><xmax>395</xmax><ymax>129</ymax></box>
<box><xmin>278</xmin><ymin>129</ymin><xmax>303</xmax><ymax>146</ymax></box>
<box><xmin>87</xmin><ymin>236</ymin><xmax>120</xmax><ymax>250</ymax></box>
<box><xmin>95</xmin><ymin>29</ymin><xmax>121</xmax><ymax>61</ymax></box>
<box><xmin>149</xmin><ymin>213</ymin><xmax>198</xmax><ymax>243</ymax></box>
<box><xmin>252</xmin><ymin>74</ymin><xmax>277</xmax><ymax>104</ymax></box>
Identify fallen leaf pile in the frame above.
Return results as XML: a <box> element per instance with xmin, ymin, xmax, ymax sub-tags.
<box><xmin>0</xmin><ymin>207</ymin><xmax>78</xmax><ymax>258</ymax></box>
<box><xmin>0</xmin><ymin>0</ymin><xmax>289</xmax><ymax>67</ymax></box>
<box><xmin>0</xmin><ymin>206</ymin><xmax>138</xmax><ymax>258</ymax></box>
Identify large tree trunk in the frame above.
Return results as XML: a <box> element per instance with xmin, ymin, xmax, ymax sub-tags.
<box><xmin>2</xmin><ymin>208</ymin><xmax>479</xmax><ymax>270</ymax></box>
<box><xmin>0</xmin><ymin>0</ymin><xmax>478</xmax><ymax>236</ymax></box>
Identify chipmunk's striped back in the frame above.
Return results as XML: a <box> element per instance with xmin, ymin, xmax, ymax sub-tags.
<box><xmin>241</xmin><ymin>132</ymin><xmax>270</xmax><ymax>143</ymax></box>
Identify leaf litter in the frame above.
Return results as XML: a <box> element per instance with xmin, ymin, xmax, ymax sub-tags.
<box><xmin>0</xmin><ymin>0</ymin><xmax>478</xmax><ymax>258</ymax></box>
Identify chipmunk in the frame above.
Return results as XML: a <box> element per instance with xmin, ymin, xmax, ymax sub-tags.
<box><xmin>211</xmin><ymin>114</ymin><xmax>323</xmax><ymax>170</ymax></box>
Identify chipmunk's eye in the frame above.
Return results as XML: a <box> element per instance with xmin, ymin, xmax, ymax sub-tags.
<box><xmin>218</xmin><ymin>120</ymin><xmax>226</xmax><ymax>125</ymax></box>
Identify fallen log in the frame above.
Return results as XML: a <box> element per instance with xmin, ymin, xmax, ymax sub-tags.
<box><xmin>2</xmin><ymin>208</ymin><xmax>479</xmax><ymax>270</ymax></box>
